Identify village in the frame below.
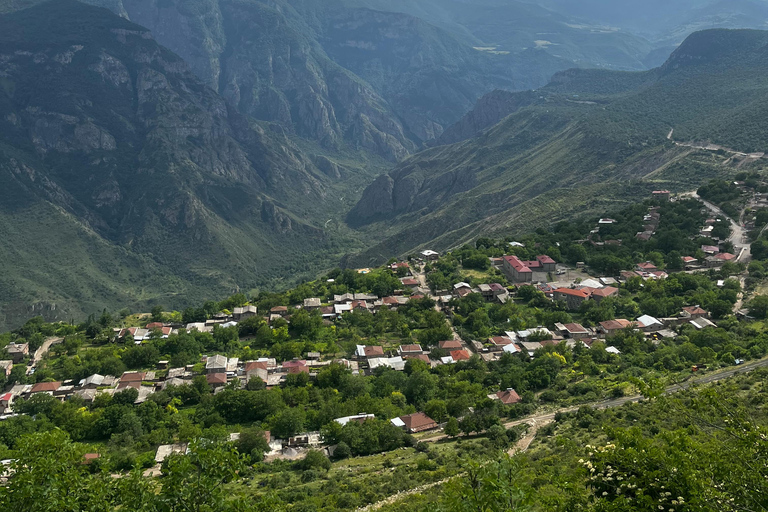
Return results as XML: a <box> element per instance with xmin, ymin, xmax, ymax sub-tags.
<box><xmin>1</xmin><ymin>187</ymin><xmax>757</xmax><ymax>472</ymax></box>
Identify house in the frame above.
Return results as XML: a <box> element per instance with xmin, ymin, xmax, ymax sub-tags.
<box><xmin>270</xmin><ymin>306</ymin><xmax>289</xmax><ymax>317</ymax></box>
<box><xmin>519</xmin><ymin>342</ymin><xmax>543</xmax><ymax>357</ymax></box>
<box><xmin>335</xmin><ymin>414</ymin><xmax>375</xmax><ymax>426</ymax></box>
<box><xmin>29</xmin><ymin>381</ymin><xmax>61</xmax><ymax>395</ymax></box>
<box><xmin>438</xmin><ymin>340</ymin><xmax>463</xmax><ymax>350</ymax></box>
<box><xmin>598</xmin><ymin>218</ymin><xmax>617</xmax><ymax>225</ymax></box>
<box><xmin>390</xmin><ymin>261</ymin><xmax>410</xmax><ymax>271</ymax></box>
<box><xmin>205</xmin><ymin>355</ymin><xmax>228</xmax><ymax>374</ymax></box>
<box><xmin>652</xmin><ymin>190</ymin><xmax>671</xmax><ymax>201</ymax></box>
<box><xmin>0</xmin><ymin>392</ymin><xmax>12</xmax><ymax>409</ymax></box>
<box><xmin>496</xmin><ymin>388</ymin><xmax>522</xmax><ymax>405</ymax></box>
<box><xmin>489</xmin><ymin>336</ymin><xmax>513</xmax><ymax>352</ymax></box>
<box><xmin>398</xmin><ymin>344</ymin><xmax>423</xmax><ymax>356</ymax></box>
<box><xmin>404</xmin><ymin>354</ymin><xmax>431</xmax><ymax>365</ymax></box>
<box><xmin>206</xmin><ymin>372</ymin><xmax>228</xmax><ymax>387</ymax></box>
<box><xmin>682</xmin><ymin>306</ymin><xmax>709</xmax><ymax>319</ymax></box>
<box><xmin>558</xmin><ymin>323</ymin><xmax>590</xmax><ymax>340</ymax></box>
<box><xmin>6</xmin><ymin>343</ymin><xmax>29</xmax><ymax>363</ymax></box>
<box><xmin>421</xmin><ymin>250</ymin><xmax>440</xmax><ymax>261</ymax></box>
<box><xmin>232</xmin><ymin>306</ymin><xmax>258</xmax><ymax>321</ymax></box>
<box><xmin>701</xmin><ymin>245</ymin><xmax>719</xmax><ymax>255</ymax></box>
<box><xmin>78</xmin><ymin>374</ymin><xmax>104</xmax><ymax>389</ymax></box>
<box><xmin>706</xmin><ymin>253</ymin><xmax>736</xmax><ymax>268</ymax></box>
<box><xmin>553</xmin><ymin>288</ymin><xmax>590</xmax><ymax>310</ymax></box>
<box><xmin>682</xmin><ymin>256</ymin><xmax>699</xmax><ymax>268</ymax></box>
<box><xmin>637</xmin><ymin>315</ymin><xmax>663</xmax><ymax>332</ymax></box>
<box><xmin>598</xmin><ymin>319</ymin><xmax>635</xmax><ymax>337</ymax></box>
<box><xmin>391</xmin><ymin>412</ymin><xmax>438</xmax><ymax>433</ymax></box>
<box><xmin>287</xmin><ymin>365</ymin><xmax>310</xmax><ymax>375</ymax></box>
<box><xmin>282</xmin><ymin>360</ymin><xmax>308</xmax><ymax>371</ymax></box>
<box><xmin>334</xmin><ymin>293</ymin><xmax>355</xmax><ymax>304</ymax></box>
<box><xmin>0</xmin><ymin>360</ymin><xmax>12</xmax><ymax>378</ymax></box>
<box><xmin>334</xmin><ymin>304</ymin><xmax>352</xmax><ymax>316</ymax></box>
<box><xmin>401</xmin><ymin>278</ymin><xmax>420</xmax><ymax>289</ymax></box>
<box><xmin>453</xmin><ymin>282</ymin><xmax>472</xmax><ymax>297</ymax></box>
<box><xmin>356</xmin><ymin>345</ymin><xmax>385</xmax><ymax>359</ymax></box>
<box><xmin>636</xmin><ymin>262</ymin><xmax>658</xmax><ymax>272</ymax></box>
<box><xmin>303</xmin><ymin>298</ymin><xmax>322</xmax><ymax>311</ymax></box>
<box><xmin>450</xmin><ymin>349</ymin><xmax>471</xmax><ymax>361</ymax></box>
<box><xmin>120</xmin><ymin>371</ymin><xmax>146</xmax><ymax>383</ymax></box>
<box><xmin>590</xmin><ymin>286</ymin><xmax>619</xmax><ymax>303</ymax></box>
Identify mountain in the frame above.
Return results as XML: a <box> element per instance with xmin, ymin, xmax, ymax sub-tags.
<box><xmin>345</xmin><ymin>29</ymin><xmax>768</xmax><ymax>266</ymax></box>
<box><xmin>0</xmin><ymin>0</ymin><xmax>373</xmax><ymax>329</ymax></box>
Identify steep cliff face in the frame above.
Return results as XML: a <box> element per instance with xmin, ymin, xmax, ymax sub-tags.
<box><xmin>0</xmin><ymin>0</ymin><xmax>347</xmax><ymax>328</ymax></box>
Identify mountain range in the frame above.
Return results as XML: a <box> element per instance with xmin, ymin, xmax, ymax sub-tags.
<box><xmin>1</xmin><ymin>0</ymin><xmax>768</xmax><ymax>328</ymax></box>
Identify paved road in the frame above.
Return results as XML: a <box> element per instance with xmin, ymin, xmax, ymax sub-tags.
<box><xmin>682</xmin><ymin>192</ymin><xmax>750</xmax><ymax>263</ymax></box>
<box><xmin>26</xmin><ymin>336</ymin><xmax>63</xmax><ymax>374</ymax></box>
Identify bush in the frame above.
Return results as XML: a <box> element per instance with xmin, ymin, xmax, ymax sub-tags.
<box><xmin>332</xmin><ymin>442</ymin><xmax>351</xmax><ymax>460</ymax></box>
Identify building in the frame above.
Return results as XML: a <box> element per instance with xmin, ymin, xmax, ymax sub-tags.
<box><xmin>438</xmin><ymin>340</ymin><xmax>463</xmax><ymax>350</ymax></box>
<box><xmin>391</xmin><ymin>412</ymin><xmax>438</xmax><ymax>433</ymax></box>
<box><xmin>401</xmin><ymin>278</ymin><xmax>420</xmax><ymax>289</ymax></box>
<box><xmin>205</xmin><ymin>355</ymin><xmax>228</xmax><ymax>374</ymax></box>
<box><xmin>0</xmin><ymin>360</ymin><xmax>12</xmax><ymax>378</ymax></box>
<box><xmin>303</xmin><ymin>298</ymin><xmax>322</xmax><ymax>311</ymax></box>
<box><xmin>637</xmin><ymin>315</ymin><xmax>663</xmax><ymax>332</ymax></box>
<box><xmin>681</xmin><ymin>306</ymin><xmax>708</xmax><ymax>319</ymax></box>
<box><xmin>558</xmin><ymin>323</ymin><xmax>590</xmax><ymax>340</ymax></box>
<box><xmin>450</xmin><ymin>349</ymin><xmax>471</xmax><ymax>361</ymax></box>
<box><xmin>398</xmin><ymin>344</ymin><xmax>423</xmax><ymax>356</ymax></box>
<box><xmin>652</xmin><ymin>190</ymin><xmax>671</xmax><ymax>201</ymax></box>
<box><xmin>502</xmin><ymin>255</ymin><xmax>556</xmax><ymax>283</ymax></box>
<box><xmin>6</xmin><ymin>343</ymin><xmax>29</xmax><ymax>363</ymax></box>
<box><xmin>206</xmin><ymin>372</ymin><xmax>228</xmax><ymax>387</ymax></box>
<box><xmin>232</xmin><ymin>306</ymin><xmax>258</xmax><ymax>321</ymax></box>
<box><xmin>488</xmin><ymin>336</ymin><xmax>513</xmax><ymax>352</ymax></box>
<box><xmin>636</xmin><ymin>262</ymin><xmax>658</xmax><ymax>272</ymax></box>
<box><xmin>496</xmin><ymin>388</ymin><xmax>522</xmax><ymax>405</ymax></box>
<box><xmin>29</xmin><ymin>381</ymin><xmax>62</xmax><ymax>395</ymax></box>
<box><xmin>553</xmin><ymin>288</ymin><xmax>590</xmax><ymax>310</ymax></box>
<box><xmin>421</xmin><ymin>250</ymin><xmax>440</xmax><ymax>261</ymax></box>
<box><xmin>356</xmin><ymin>345</ymin><xmax>385</xmax><ymax>359</ymax></box>
<box><xmin>598</xmin><ymin>319</ymin><xmax>635</xmax><ymax>337</ymax></box>
<box><xmin>589</xmin><ymin>286</ymin><xmax>619</xmax><ymax>303</ymax></box>
<box><xmin>335</xmin><ymin>414</ymin><xmax>375</xmax><ymax>426</ymax></box>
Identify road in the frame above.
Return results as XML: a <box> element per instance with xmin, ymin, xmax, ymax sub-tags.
<box><xmin>682</xmin><ymin>191</ymin><xmax>750</xmax><ymax>263</ymax></box>
<box><xmin>26</xmin><ymin>336</ymin><xmax>63</xmax><ymax>374</ymax></box>
<box><xmin>668</xmin><ymin>128</ymin><xmax>765</xmax><ymax>160</ymax></box>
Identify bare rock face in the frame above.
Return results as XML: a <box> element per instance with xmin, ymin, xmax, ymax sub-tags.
<box><xmin>346</xmin><ymin>174</ymin><xmax>395</xmax><ymax>225</ymax></box>
<box><xmin>261</xmin><ymin>201</ymin><xmax>292</xmax><ymax>233</ymax></box>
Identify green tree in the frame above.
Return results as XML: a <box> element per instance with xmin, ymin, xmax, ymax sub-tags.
<box><xmin>444</xmin><ymin>416</ymin><xmax>460</xmax><ymax>438</ymax></box>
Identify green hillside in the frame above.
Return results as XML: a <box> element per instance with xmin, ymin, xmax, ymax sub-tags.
<box><xmin>346</xmin><ymin>29</ymin><xmax>768</xmax><ymax>267</ymax></box>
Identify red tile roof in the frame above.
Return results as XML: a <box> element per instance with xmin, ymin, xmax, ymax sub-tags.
<box><xmin>282</xmin><ymin>360</ymin><xmax>307</xmax><ymax>368</ymax></box>
<box><xmin>146</xmin><ymin>322</ymin><xmax>164</xmax><ymax>329</ymax></box>
<box><xmin>563</xmin><ymin>323</ymin><xmax>588</xmax><ymax>334</ymax></box>
<box><xmin>554</xmin><ymin>288</ymin><xmax>590</xmax><ymax>298</ymax></box>
<box><xmin>288</xmin><ymin>365</ymin><xmax>310</xmax><ymax>374</ymax></box>
<box><xmin>591</xmin><ymin>286</ymin><xmax>619</xmax><ymax>297</ymax></box>
<box><xmin>489</xmin><ymin>336</ymin><xmax>512</xmax><ymax>346</ymax></box>
<box><xmin>244</xmin><ymin>361</ymin><xmax>268</xmax><ymax>372</ymax></box>
<box><xmin>599</xmin><ymin>319</ymin><xmax>634</xmax><ymax>331</ymax></box>
<box><xmin>450</xmin><ymin>349</ymin><xmax>471</xmax><ymax>361</ymax></box>
<box><xmin>399</xmin><ymin>412</ymin><xmax>437</xmax><ymax>432</ymax></box>
<box><xmin>206</xmin><ymin>373</ymin><xmax>227</xmax><ymax>385</ymax></box>
<box><xmin>120</xmin><ymin>372</ymin><xmax>146</xmax><ymax>382</ymax></box>
<box><xmin>439</xmin><ymin>340</ymin><xmax>463</xmax><ymax>350</ymax></box>
<box><xmin>364</xmin><ymin>345</ymin><xmax>385</xmax><ymax>357</ymax></box>
<box><xmin>504</xmin><ymin>255</ymin><xmax>533</xmax><ymax>274</ymax></box>
<box><xmin>497</xmin><ymin>388</ymin><xmax>522</xmax><ymax>405</ymax></box>
<box><xmin>401</xmin><ymin>278</ymin><xmax>419</xmax><ymax>286</ymax></box>
<box><xmin>399</xmin><ymin>344</ymin><xmax>422</xmax><ymax>353</ymax></box>
<box><xmin>30</xmin><ymin>381</ymin><xmax>61</xmax><ymax>393</ymax></box>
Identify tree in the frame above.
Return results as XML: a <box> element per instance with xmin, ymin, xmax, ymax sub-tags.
<box><xmin>424</xmin><ymin>399</ymin><xmax>448</xmax><ymax>423</ymax></box>
<box><xmin>0</xmin><ymin>430</ymin><xmax>114</xmax><ymax>512</ymax></box>
<box><xmin>332</xmin><ymin>441</ymin><xmax>351</xmax><ymax>460</ymax></box>
<box><xmin>151</xmin><ymin>305</ymin><xmax>164</xmax><ymax>323</ymax></box>
<box><xmin>441</xmin><ymin>456</ymin><xmax>531</xmax><ymax>512</ymax></box>
<box><xmin>445</xmin><ymin>417</ymin><xmax>460</xmax><ymax>438</ymax></box>
<box><xmin>748</xmin><ymin>295</ymin><xmax>768</xmax><ymax>319</ymax></box>
<box><xmin>297</xmin><ymin>449</ymin><xmax>331</xmax><ymax>472</ymax></box>
<box><xmin>237</xmin><ymin>428</ymin><xmax>270</xmax><ymax>462</ymax></box>
<box><xmin>271</xmin><ymin>408</ymin><xmax>306</xmax><ymax>439</ymax></box>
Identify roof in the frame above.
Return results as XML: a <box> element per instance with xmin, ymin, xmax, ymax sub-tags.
<box><xmin>537</xmin><ymin>255</ymin><xmax>556</xmax><ymax>265</ymax></box>
<box><xmin>205</xmin><ymin>355</ymin><xmax>227</xmax><ymax>370</ymax></box>
<box><xmin>303</xmin><ymin>298</ymin><xmax>321</xmax><ymax>307</ymax></box>
<box><xmin>399</xmin><ymin>344</ymin><xmax>422</xmax><ymax>353</ymax></box>
<box><xmin>335</xmin><ymin>414</ymin><xmax>375</xmax><ymax>426</ymax></box>
<box><xmin>714</xmin><ymin>252</ymin><xmax>736</xmax><ymax>261</ymax></box>
<box><xmin>404</xmin><ymin>354</ymin><xmax>431</xmax><ymax>364</ymax></box>
<box><xmin>637</xmin><ymin>315</ymin><xmax>662</xmax><ymax>327</ymax></box>
<box><xmin>287</xmin><ymin>365</ymin><xmax>310</xmax><ymax>374</ymax></box>
<box><xmin>30</xmin><ymin>381</ymin><xmax>61</xmax><ymax>393</ymax></box>
<box><xmin>554</xmin><ymin>288</ymin><xmax>590</xmax><ymax>298</ymax></box>
<box><xmin>401</xmin><ymin>278</ymin><xmax>419</xmax><ymax>286</ymax></box>
<box><xmin>270</xmin><ymin>306</ymin><xmax>288</xmax><ymax>313</ymax></box>
<box><xmin>439</xmin><ymin>340</ymin><xmax>463</xmax><ymax>350</ymax></box>
<box><xmin>6</xmin><ymin>343</ymin><xmax>28</xmax><ymax>353</ymax></box>
<box><xmin>120</xmin><ymin>372</ymin><xmax>146</xmax><ymax>382</ymax></box>
<box><xmin>637</xmin><ymin>262</ymin><xmax>657</xmax><ymax>270</ymax></box>
<box><xmin>683</xmin><ymin>306</ymin><xmax>708</xmax><ymax>316</ymax></box>
<box><xmin>682</xmin><ymin>256</ymin><xmax>698</xmax><ymax>263</ymax></box>
<box><xmin>497</xmin><ymin>388</ymin><xmax>522</xmax><ymax>405</ymax></box>
<box><xmin>282</xmin><ymin>360</ymin><xmax>307</xmax><ymax>368</ymax></box>
<box><xmin>504</xmin><ymin>255</ymin><xmax>532</xmax><ymax>274</ymax></box>
<box><xmin>563</xmin><ymin>323</ymin><xmax>588</xmax><ymax>334</ymax></box>
<box><xmin>244</xmin><ymin>361</ymin><xmax>268</xmax><ymax>372</ymax></box>
<box><xmin>364</xmin><ymin>345</ymin><xmax>385</xmax><ymax>357</ymax></box>
<box><xmin>399</xmin><ymin>412</ymin><xmax>437</xmax><ymax>431</ymax></box>
<box><xmin>600</xmin><ymin>319</ymin><xmax>634</xmax><ymax>331</ymax></box>
<box><xmin>206</xmin><ymin>373</ymin><xmax>227</xmax><ymax>385</ymax></box>
<box><xmin>591</xmin><ymin>286</ymin><xmax>619</xmax><ymax>298</ymax></box>
<box><xmin>450</xmin><ymin>349</ymin><xmax>471</xmax><ymax>361</ymax></box>
<box><xmin>490</xmin><ymin>336</ymin><xmax>512</xmax><ymax>346</ymax></box>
